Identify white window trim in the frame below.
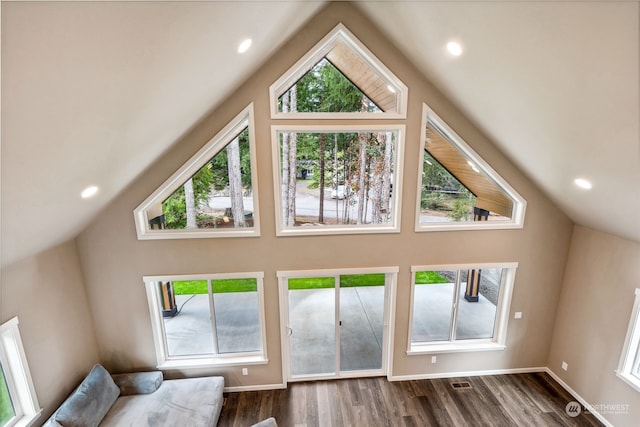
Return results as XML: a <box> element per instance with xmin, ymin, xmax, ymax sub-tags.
<box><xmin>143</xmin><ymin>272</ymin><xmax>268</xmax><ymax>370</ymax></box>
<box><xmin>272</xmin><ymin>124</ymin><xmax>405</xmax><ymax>237</ymax></box>
<box><xmin>406</xmin><ymin>262</ymin><xmax>517</xmax><ymax>355</ymax></box>
<box><xmin>134</xmin><ymin>103</ymin><xmax>261</xmax><ymax>240</ymax></box>
<box><xmin>616</xmin><ymin>288</ymin><xmax>640</xmax><ymax>392</ymax></box>
<box><xmin>269</xmin><ymin>23</ymin><xmax>408</xmax><ymax>120</ymax></box>
<box><xmin>415</xmin><ymin>104</ymin><xmax>527</xmax><ymax>232</ymax></box>
<box><xmin>276</xmin><ymin>266</ymin><xmax>398</xmax><ymax>383</ymax></box>
<box><xmin>0</xmin><ymin>317</ymin><xmax>42</xmax><ymax>427</ymax></box>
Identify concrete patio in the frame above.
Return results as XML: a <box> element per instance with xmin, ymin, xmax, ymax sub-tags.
<box><xmin>162</xmin><ymin>282</ymin><xmax>498</xmax><ymax>377</ymax></box>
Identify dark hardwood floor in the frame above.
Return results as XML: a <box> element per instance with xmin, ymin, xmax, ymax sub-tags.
<box><xmin>218</xmin><ymin>372</ymin><xmax>603</xmax><ymax>426</ymax></box>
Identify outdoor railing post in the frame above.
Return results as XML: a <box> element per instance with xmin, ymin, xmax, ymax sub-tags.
<box><xmin>465</xmin><ymin>207</ymin><xmax>490</xmax><ymax>302</ymax></box>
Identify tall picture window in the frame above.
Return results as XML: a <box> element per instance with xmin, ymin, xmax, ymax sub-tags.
<box><xmin>143</xmin><ymin>272</ymin><xmax>267</xmax><ymax>369</ymax></box>
<box><xmin>408</xmin><ymin>263</ymin><xmax>517</xmax><ymax>354</ymax></box>
<box><xmin>0</xmin><ymin>317</ymin><xmax>41</xmax><ymax>427</ymax></box>
<box><xmin>272</xmin><ymin>126</ymin><xmax>404</xmax><ymax>236</ymax></box>
<box><xmin>617</xmin><ymin>288</ymin><xmax>640</xmax><ymax>392</ymax></box>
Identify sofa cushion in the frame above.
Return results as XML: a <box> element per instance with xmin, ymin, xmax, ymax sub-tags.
<box><xmin>112</xmin><ymin>371</ymin><xmax>163</xmax><ymax>395</ymax></box>
<box><xmin>55</xmin><ymin>364</ymin><xmax>120</xmax><ymax>427</ymax></box>
<box><xmin>251</xmin><ymin>417</ymin><xmax>278</xmax><ymax>427</ymax></box>
<box><xmin>100</xmin><ymin>376</ymin><xmax>224</xmax><ymax>427</ymax></box>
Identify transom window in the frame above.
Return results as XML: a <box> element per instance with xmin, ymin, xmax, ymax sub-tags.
<box><xmin>143</xmin><ymin>272</ymin><xmax>267</xmax><ymax>369</ymax></box>
<box><xmin>408</xmin><ymin>263</ymin><xmax>517</xmax><ymax>354</ymax></box>
<box><xmin>416</xmin><ymin>104</ymin><xmax>526</xmax><ymax>231</ymax></box>
<box><xmin>617</xmin><ymin>288</ymin><xmax>640</xmax><ymax>392</ymax></box>
<box><xmin>0</xmin><ymin>317</ymin><xmax>41</xmax><ymax>427</ymax></box>
<box><xmin>134</xmin><ymin>104</ymin><xmax>260</xmax><ymax>240</ymax></box>
<box><xmin>272</xmin><ymin>126</ymin><xmax>404</xmax><ymax>236</ymax></box>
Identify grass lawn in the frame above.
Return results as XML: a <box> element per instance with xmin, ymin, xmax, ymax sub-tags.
<box><xmin>288</xmin><ymin>273</ymin><xmax>386</xmax><ymax>290</ymax></box>
<box><xmin>173</xmin><ymin>279</ymin><xmax>256</xmax><ymax>295</ymax></box>
<box><xmin>415</xmin><ymin>271</ymin><xmax>449</xmax><ymax>284</ymax></box>
<box><xmin>171</xmin><ymin>271</ymin><xmax>448</xmax><ymax>295</ymax></box>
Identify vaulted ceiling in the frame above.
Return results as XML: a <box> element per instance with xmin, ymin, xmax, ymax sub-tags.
<box><xmin>2</xmin><ymin>1</ymin><xmax>638</xmax><ymax>267</ymax></box>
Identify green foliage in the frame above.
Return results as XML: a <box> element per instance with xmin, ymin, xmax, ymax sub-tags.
<box><xmin>293</xmin><ymin>59</ymin><xmax>374</xmax><ymax>113</ymax></box>
<box><xmin>422</xmin><ymin>151</ymin><xmax>467</xmax><ymax>193</ymax></box>
<box><xmin>415</xmin><ymin>271</ymin><xmax>449</xmax><ymax>284</ymax></box>
<box><xmin>421</xmin><ymin>192</ymin><xmax>446</xmax><ymax>210</ymax></box>
<box><xmin>449</xmin><ymin>198</ymin><xmax>474</xmax><ymax>221</ymax></box>
<box><xmin>0</xmin><ymin>367</ymin><xmax>15</xmax><ymax>424</ymax></box>
<box><xmin>162</xmin><ymin>163</ymin><xmax>213</xmax><ymax>229</ymax></box>
<box><xmin>420</xmin><ymin>150</ymin><xmax>477</xmax><ymax>220</ymax></box>
<box><xmin>208</xmin><ymin>128</ymin><xmax>252</xmax><ymax>190</ymax></box>
<box><xmin>162</xmin><ymin>128</ymin><xmax>252</xmax><ymax>229</ymax></box>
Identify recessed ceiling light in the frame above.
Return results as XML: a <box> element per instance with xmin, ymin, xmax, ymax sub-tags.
<box><xmin>387</xmin><ymin>85</ymin><xmax>396</xmax><ymax>93</ymax></box>
<box><xmin>81</xmin><ymin>185</ymin><xmax>99</xmax><ymax>199</ymax></box>
<box><xmin>446</xmin><ymin>41</ymin><xmax>463</xmax><ymax>57</ymax></box>
<box><xmin>238</xmin><ymin>38</ymin><xmax>252</xmax><ymax>54</ymax></box>
<box><xmin>574</xmin><ymin>178</ymin><xmax>593</xmax><ymax>190</ymax></box>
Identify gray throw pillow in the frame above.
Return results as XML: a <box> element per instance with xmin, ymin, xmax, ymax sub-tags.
<box><xmin>55</xmin><ymin>364</ymin><xmax>120</xmax><ymax>427</ymax></box>
<box><xmin>111</xmin><ymin>371</ymin><xmax>163</xmax><ymax>395</ymax></box>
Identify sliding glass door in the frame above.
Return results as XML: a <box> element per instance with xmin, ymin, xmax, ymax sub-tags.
<box><xmin>279</xmin><ymin>268</ymin><xmax>396</xmax><ymax>381</ymax></box>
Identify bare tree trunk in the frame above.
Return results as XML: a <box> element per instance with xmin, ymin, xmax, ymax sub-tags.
<box><xmin>333</xmin><ymin>134</ymin><xmax>339</xmax><ymax>224</ymax></box>
<box><xmin>286</xmin><ymin>87</ymin><xmax>297</xmax><ymax>226</ymax></box>
<box><xmin>227</xmin><ymin>137</ymin><xmax>245</xmax><ymax>227</ymax></box>
<box><xmin>380</xmin><ymin>132</ymin><xmax>392</xmax><ymax>220</ymax></box>
<box><xmin>356</xmin><ymin>98</ymin><xmax>369</xmax><ymax>224</ymax></box>
<box><xmin>363</xmin><ymin>162</ymin><xmax>369</xmax><ymax>223</ymax></box>
<box><xmin>281</xmin><ymin>91</ymin><xmax>290</xmax><ymax>225</ymax></box>
<box><xmin>319</xmin><ymin>133</ymin><xmax>326</xmax><ymax>223</ymax></box>
<box><xmin>356</xmin><ymin>132</ymin><xmax>367</xmax><ymax>224</ymax></box>
<box><xmin>184</xmin><ymin>178</ymin><xmax>197</xmax><ymax>229</ymax></box>
<box><xmin>343</xmin><ymin>147</ymin><xmax>350</xmax><ymax>223</ymax></box>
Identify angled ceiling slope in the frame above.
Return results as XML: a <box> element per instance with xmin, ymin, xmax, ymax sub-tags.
<box><xmin>357</xmin><ymin>1</ymin><xmax>640</xmax><ymax>243</ymax></box>
<box><xmin>2</xmin><ymin>1</ymin><xmax>638</xmax><ymax>270</ymax></box>
<box><xmin>0</xmin><ymin>1</ymin><xmax>326</xmax><ymax>267</ymax></box>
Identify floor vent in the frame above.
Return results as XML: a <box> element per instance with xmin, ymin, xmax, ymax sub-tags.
<box><xmin>450</xmin><ymin>381</ymin><xmax>472</xmax><ymax>390</ymax></box>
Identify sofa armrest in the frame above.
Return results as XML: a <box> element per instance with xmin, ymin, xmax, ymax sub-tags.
<box><xmin>251</xmin><ymin>418</ymin><xmax>278</xmax><ymax>427</ymax></box>
<box><xmin>111</xmin><ymin>371</ymin><xmax>163</xmax><ymax>395</ymax></box>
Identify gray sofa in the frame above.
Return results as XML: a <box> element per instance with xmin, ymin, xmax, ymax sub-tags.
<box><xmin>44</xmin><ymin>364</ymin><xmax>224</xmax><ymax>427</ymax></box>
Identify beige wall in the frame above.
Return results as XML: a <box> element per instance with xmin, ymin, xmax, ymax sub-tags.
<box><xmin>76</xmin><ymin>2</ymin><xmax>573</xmax><ymax>387</ymax></box>
<box><xmin>0</xmin><ymin>240</ymin><xmax>99</xmax><ymax>422</ymax></box>
<box><xmin>549</xmin><ymin>225</ymin><xmax>640</xmax><ymax>426</ymax></box>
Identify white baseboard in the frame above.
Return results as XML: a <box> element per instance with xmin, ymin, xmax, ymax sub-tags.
<box><xmin>545</xmin><ymin>368</ymin><xmax>613</xmax><ymax>427</ymax></box>
<box><xmin>387</xmin><ymin>366</ymin><xmax>547</xmax><ymax>382</ymax></box>
<box><xmin>224</xmin><ymin>382</ymin><xmax>286</xmax><ymax>393</ymax></box>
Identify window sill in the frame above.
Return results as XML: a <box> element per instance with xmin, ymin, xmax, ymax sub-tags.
<box><xmin>158</xmin><ymin>355</ymin><xmax>267</xmax><ymax>370</ymax></box>
<box><xmin>15</xmin><ymin>408</ymin><xmax>43</xmax><ymax>427</ymax></box>
<box><xmin>276</xmin><ymin>224</ymin><xmax>400</xmax><ymax>237</ymax></box>
<box><xmin>407</xmin><ymin>341</ymin><xmax>505</xmax><ymax>355</ymax></box>
<box><xmin>616</xmin><ymin>371</ymin><xmax>640</xmax><ymax>393</ymax></box>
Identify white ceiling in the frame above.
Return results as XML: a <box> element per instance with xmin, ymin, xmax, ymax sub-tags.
<box><xmin>2</xmin><ymin>1</ymin><xmax>639</xmax><ymax>267</ymax></box>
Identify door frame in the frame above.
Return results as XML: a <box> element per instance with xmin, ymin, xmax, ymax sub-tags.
<box><xmin>277</xmin><ymin>266</ymin><xmax>398</xmax><ymax>384</ymax></box>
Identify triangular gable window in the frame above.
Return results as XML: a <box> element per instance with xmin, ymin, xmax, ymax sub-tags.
<box><xmin>134</xmin><ymin>104</ymin><xmax>260</xmax><ymax>239</ymax></box>
<box><xmin>270</xmin><ymin>23</ymin><xmax>407</xmax><ymax>119</ymax></box>
<box><xmin>415</xmin><ymin>104</ymin><xmax>526</xmax><ymax>231</ymax></box>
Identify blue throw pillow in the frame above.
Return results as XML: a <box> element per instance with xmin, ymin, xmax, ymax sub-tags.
<box><xmin>112</xmin><ymin>371</ymin><xmax>163</xmax><ymax>395</ymax></box>
<box><xmin>55</xmin><ymin>364</ymin><xmax>120</xmax><ymax>427</ymax></box>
